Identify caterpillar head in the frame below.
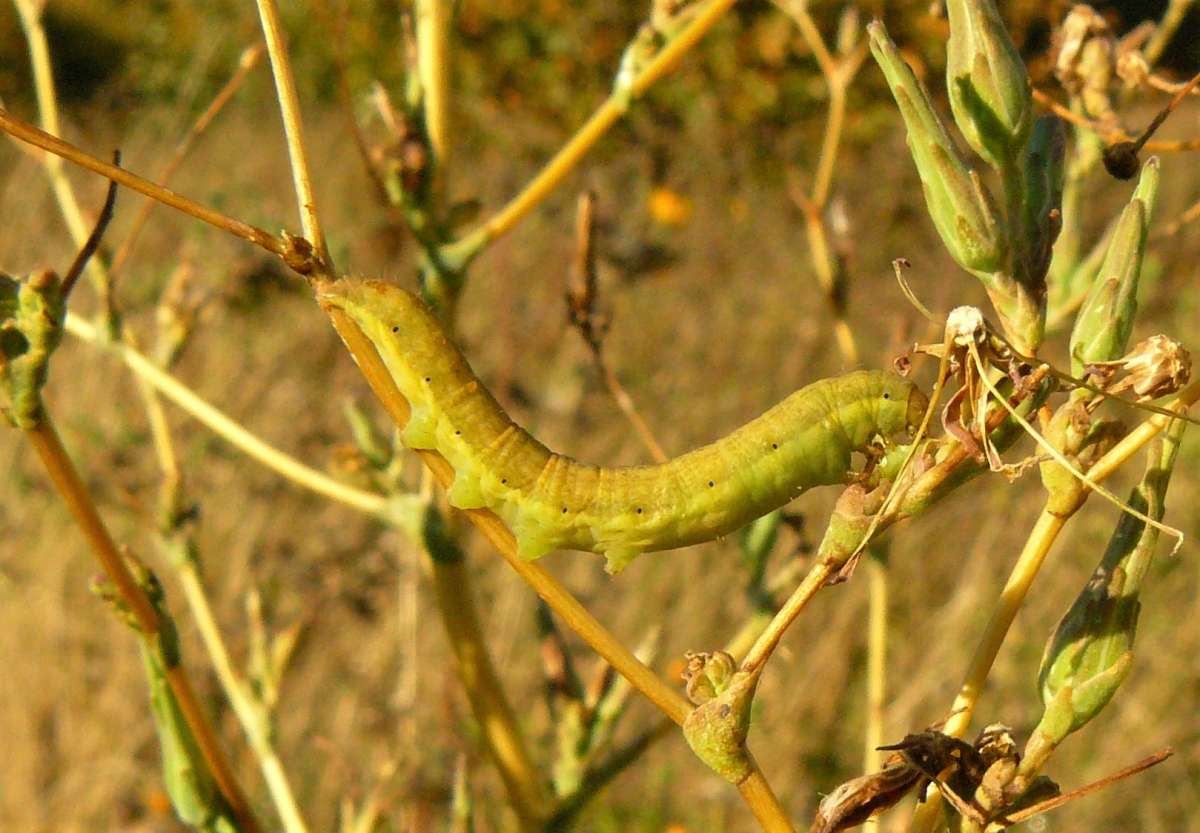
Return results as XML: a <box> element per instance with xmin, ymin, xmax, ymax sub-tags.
<box><xmin>871</xmin><ymin>372</ymin><xmax>929</xmax><ymax>441</ymax></box>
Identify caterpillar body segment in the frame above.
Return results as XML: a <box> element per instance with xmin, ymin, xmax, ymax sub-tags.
<box><xmin>320</xmin><ymin>279</ymin><xmax>927</xmax><ymax>572</ymax></box>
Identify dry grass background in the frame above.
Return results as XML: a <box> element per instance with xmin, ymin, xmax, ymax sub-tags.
<box><xmin>1</xmin><ymin>2</ymin><xmax>1200</xmax><ymax>831</ymax></box>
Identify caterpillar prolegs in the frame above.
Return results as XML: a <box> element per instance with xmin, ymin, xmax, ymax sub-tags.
<box><xmin>319</xmin><ymin>279</ymin><xmax>928</xmax><ymax>572</ymax></box>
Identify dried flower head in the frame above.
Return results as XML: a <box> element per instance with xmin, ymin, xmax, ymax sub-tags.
<box><xmin>1086</xmin><ymin>334</ymin><xmax>1192</xmax><ymax>401</ymax></box>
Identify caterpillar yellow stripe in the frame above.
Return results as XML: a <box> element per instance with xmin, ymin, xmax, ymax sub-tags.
<box><xmin>320</xmin><ymin>279</ymin><xmax>927</xmax><ymax>573</ymax></box>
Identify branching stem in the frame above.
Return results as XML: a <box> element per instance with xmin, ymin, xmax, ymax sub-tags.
<box><xmin>23</xmin><ymin>415</ymin><xmax>261</xmax><ymax>833</ymax></box>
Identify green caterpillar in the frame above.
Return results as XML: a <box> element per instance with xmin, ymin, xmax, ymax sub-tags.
<box><xmin>320</xmin><ymin>279</ymin><xmax>927</xmax><ymax>572</ymax></box>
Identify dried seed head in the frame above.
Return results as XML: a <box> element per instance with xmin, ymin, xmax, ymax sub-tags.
<box><xmin>946</xmin><ymin>305</ymin><xmax>987</xmax><ymax>347</ymax></box>
<box><xmin>974</xmin><ymin>723</ymin><xmax>1018</xmax><ymax>765</ymax></box>
<box><xmin>1054</xmin><ymin>5</ymin><xmax>1117</xmax><ymax>125</ymax></box>
<box><xmin>1087</xmin><ymin>335</ymin><xmax>1192</xmax><ymax>401</ymax></box>
<box><xmin>682</xmin><ymin>650</ymin><xmax>736</xmax><ymax>704</ymax></box>
<box><xmin>1115</xmin><ymin>49</ymin><xmax>1150</xmax><ymax>88</ymax></box>
<box><xmin>810</xmin><ymin>764</ymin><xmax>921</xmax><ymax>833</ymax></box>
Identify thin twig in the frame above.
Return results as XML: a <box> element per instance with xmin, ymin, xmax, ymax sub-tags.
<box><xmin>0</xmin><ymin>108</ymin><xmax>289</xmax><ymax>258</ymax></box>
<box><xmin>739</xmin><ymin>560</ymin><xmax>835</xmax><ymax>676</ymax></box>
<box><xmin>1143</xmin><ymin>0</ymin><xmax>1197</xmax><ymax>67</ymax></box>
<box><xmin>254</xmin><ymin>0</ymin><xmax>333</xmax><ymax>271</ymax></box>
<box><xmin>62</xmin><ymin>160</ymin><xmax>119</xmax><ymax>298</ymax></box>
<box><xmin>415</xmin><ymin>0</ymin><xmax>453</xmax><ymax>184</ymax></box>
<box><xmin>1032</xmin><ymin>86</ymin><xmax>1200</xmax><ymax>151</ymax></box>
<box><xmin>13</xmin><ymin>0</ymin><xmax>113</xmax><ymax>305</ymax></box>
<box><xmin>567</xmin><ymin>191</ymin><xmax>670</xmax><ymax>463</ymax></box>
<box><xmin>24</xmin><ymin>416</ymin><xmax>262</xmax><ymax>833</ymax></box>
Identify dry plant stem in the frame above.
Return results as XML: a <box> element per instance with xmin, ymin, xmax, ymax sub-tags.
<box><xmin>12</xmin><ymin>0</ymin><xmax>111</xmax><ymax>300</ymax></box>
<box><xmin>127</xmin><ymin>337</ymin><xmax>309</xmax><ymax>832</ymax></box>
<box><xmin>64</xmin><ymin>315</ymin><xmax>389</xmax><ymax>519</ymax></box>
<box><xmin>449</xmin><ymin>0</ymin><xmax>737</xmax><ymax>259</ymax></box>
<box><xmin>23</xmin><ymin>416</ymin><xmax>261</xmax><ymax>833</ymax></box>
<box><xmin>740</xmin><ymin>561</ymin><xmax>834</xmax><ymax>676</ymax></box>
<box><xmin>1089</xmin><ymin>380</ymin><xmax>1200</xmax><ymax>480</ymax></box>
<box><xmin>1154</xmin><ymin>196</ymin><xmax>1200</xmax><ymax>239</ymax></box>
<box><xmin>415</xmin><ymin>0</ymin><xmax>452</xmax><ymax>183</ymax></box>
<box><xmin>779</xmin><ymin>0</ymin><xmax>868</xmax><ymax>363</ymax></box>
<box><xmin>907</xmin><ymin>510</ymin><xmax>1066</xmax><ymax>833</ymax></box>
<box><xmin>325</xmin><ymin>304</ymin><xmax>691</xmax><ymax>723</ymax></box>
<box><xmin>0</xmin><ymin>108</ymin><xmax>288</xmax><ymax>257</ymax></box>
<box><xmin>863</xmin><ymin>556</ymin><xmax>887</xmax><ymax>773</ymax></box>
<box><xmin>15</xmin><ymin>23</ymin><xmax>303</xmax><ymax>826</ymax></box>
<box><xmin>427</xmin><ymin>558</ymin><xmax>550</xmax><ymax>826</ymax></box>
<box><xmin>739</xmin><ymin>760</ymin><xmax>796</xmax><ymax>833</ymax></box>
<box><xmin>111</xmin><ymin>43</ymin><xmax>265</xmax><ymax>274</ymax></box>
<box><xmin>176</xmin><ymin>568</ymin><xmax>311</xmax><ymax>833</ymax></box>
<box><xmin>254</xmin><ymin>0</ymin><xmax>332</xmax><ymax>270</ymax></box>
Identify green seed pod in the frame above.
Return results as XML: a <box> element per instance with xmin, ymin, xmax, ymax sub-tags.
<box><xmin>1068</xmin><ymin>159</ymin><xmax>1159</xmax><ymax>376</ymax></box>
<box><xmin>1019</xmin><ymin>116</ymin><xmax>1066</xmax><ymax>283</ymax></box>
<box><xmin>1029</xmin><ymin>421</ymin><xmax>1183</xmax><ymax>772</ymax></box>
<box><xmin>869</xmin><ymin>22</ymin><xmax>1007</xmax><ymax>275</ymax></box>
<box><xmin>945</xmin><ymin>0</ymin><xmax>1033</xmax><ymax>168</ymax></box>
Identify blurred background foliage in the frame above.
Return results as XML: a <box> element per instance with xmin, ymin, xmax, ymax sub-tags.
<box><xmin>1</xmin><ymin>1</ymin><xmax>1199</xmax><ymax>831</ymax></box>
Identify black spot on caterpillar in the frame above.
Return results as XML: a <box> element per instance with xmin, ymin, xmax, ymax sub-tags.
<box><xmin>320</xmin><ymin>279</ymin><xmax>927</xmax><ymax>572</ymax></box>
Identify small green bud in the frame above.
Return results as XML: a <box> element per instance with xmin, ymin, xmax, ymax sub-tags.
<box><xmin>869</xmin><ymin>22</ymin><xmax>1007</xmax><ymax>274</ymax></box>
<box><xmin>682</xmin><ymin>663</ymin><xmax>756</xmax><ymax>784</ymax></box>
<box><xmin>945</xmin><ymin>0</ymin><xmax>1033</xmax><ymax>168</ymax></box>
<box><xmin>1068</xmin><ymin>159</ymin><xmax>1159</xmax><ymax>375</ymax></box>
<box><xmin>682</xmin><ymin>650</ymin><xmax>737</xmax><ymax>704</ymax></box>
<box><xmin>0</xmin><ymin>270</ymin><xmax>64</xmax><ymax>429</ymax></box>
